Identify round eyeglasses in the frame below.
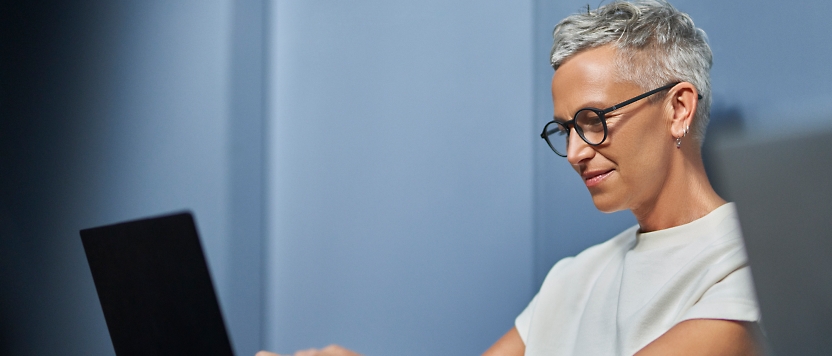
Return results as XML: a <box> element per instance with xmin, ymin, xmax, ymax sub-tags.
<box><xmin>540</xmin><ymin>82</ymin><xmax>682</xmax><ymax>157</ymax></box>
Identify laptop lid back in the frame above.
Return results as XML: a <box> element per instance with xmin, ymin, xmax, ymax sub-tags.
<box><xmin>81</xmin><ymin>212</ymin><xmax>234</xmax><ymax>356</ymax></box>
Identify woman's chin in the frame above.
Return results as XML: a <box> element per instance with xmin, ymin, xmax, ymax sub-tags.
<box><xmin>590</xmin><ymin>193</ymin><xmax>626</xmax><ymax>213</ymax></box>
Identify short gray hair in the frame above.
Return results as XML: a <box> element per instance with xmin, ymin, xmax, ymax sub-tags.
<box><xmin>551</xmin><ymin>0</ymin><xmax>712</xmax><ymax>143</ymax></box>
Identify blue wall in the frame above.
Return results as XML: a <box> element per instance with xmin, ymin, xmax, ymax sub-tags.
<box><xmin>263</xmin><ymin>1</ymin><xmax>534</xmax><ymax>354</ymax></box>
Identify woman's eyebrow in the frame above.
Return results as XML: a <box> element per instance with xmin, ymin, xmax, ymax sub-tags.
<box><xmin>552</xmin><ymin>115</ymin><xmax>569</xmax><ymax>124</ymax></box>
<box><xmin>553</xmin><ymin>100</ymin><xmax>614</xmax><ymax>121</ymax></box>
<box><xmin>581</xmin><ymin>100</ymin><xmax>612</xmax><ymax>109</ymax></box>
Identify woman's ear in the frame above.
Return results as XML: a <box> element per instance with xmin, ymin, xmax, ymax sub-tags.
<box><xmin>667</xmin><ymin>82</ymin><xmax>698</xmax><ymax>139</ymax></box>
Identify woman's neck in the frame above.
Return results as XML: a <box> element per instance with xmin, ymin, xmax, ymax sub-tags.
<box><xmin>632</xmin><ymin>149</ymin><xmax>726</xmax><ymax>233</ymax></box>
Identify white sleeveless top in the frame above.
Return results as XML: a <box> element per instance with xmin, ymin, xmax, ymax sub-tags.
<box><xmin>516</xmin><ymin>203</ymin><xmax>760</xmax><ymax>355</ymax></box>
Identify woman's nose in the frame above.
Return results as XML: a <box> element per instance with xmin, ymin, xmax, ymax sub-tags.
<box><xmin>566</xmin><ymin>132</ymin><xmax>595</xmax><ymax>165</ymax></box>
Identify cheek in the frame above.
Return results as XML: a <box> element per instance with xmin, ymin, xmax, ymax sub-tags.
<box><xmin>607</xmin><ymin>113</ymin><xmax>671</xmax><ymax>183</ymax></box>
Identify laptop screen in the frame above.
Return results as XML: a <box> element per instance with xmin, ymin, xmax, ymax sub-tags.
<box><xmin>711</xmin><ymin>128</ymin><xmax>832</xmax><ymax>355</ymax></box>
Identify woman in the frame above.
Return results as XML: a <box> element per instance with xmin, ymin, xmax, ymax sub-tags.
<box><xmin>485</xmin><ymin>1</ymin><xmax>761</xmax><ymax>355</ymax></box>
<box><xmin>260</xmin><ymin>1</ymin><xmax>761</xmax><ymax>355</ymax></box>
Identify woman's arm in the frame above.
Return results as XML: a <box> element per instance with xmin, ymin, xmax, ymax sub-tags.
<box><xmin>635</xmin><ymin>319</ymin><xmax>762</xmax><ymax>356</ymax></box>
<box><xmin>482</xmin><ymin>327</ymin><xmax>525</xmax><ymax>356</ymax></box>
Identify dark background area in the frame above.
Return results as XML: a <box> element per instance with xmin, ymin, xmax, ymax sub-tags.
<box><xmin>1</xmin><ymin>2</ymin><xmax>117</xmax><ymax>354</ymax></box>
<box><xmin>2</xmin><ymin>1</ymin><xmax>266</xmax><ymax>354</ymax></box>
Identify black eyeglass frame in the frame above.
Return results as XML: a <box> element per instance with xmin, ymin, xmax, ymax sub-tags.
<box><xmin>540</xmin><ymin>82</ymin><xmax>700</xmax><ymax>157</ymax></box>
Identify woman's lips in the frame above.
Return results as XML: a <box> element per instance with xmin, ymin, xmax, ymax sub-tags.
<box><xmin>583</xmin><ymin>169</ymin><xmax>614</xmax><ymax>188</ymax></box>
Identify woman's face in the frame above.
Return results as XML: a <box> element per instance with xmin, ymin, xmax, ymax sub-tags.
<box><xmin>551</xmin><ymin>45</ymin><xmax>675</xmax><ymax>213</ymax></box>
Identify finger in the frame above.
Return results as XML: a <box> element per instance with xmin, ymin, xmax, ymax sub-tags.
<box><xmin>321</xmin><ymin>345</ymin><xmax>362</xmax><ymax>356</ymax></box>
<box><xmin>294</xmin><ymin>348</ymin><xmax>320</xmax><ymax>356</ymax></box>
<box><xmin>255</xmin><ymin>352</ymin><xmax>282</xmax><ymax>356</ymax></box>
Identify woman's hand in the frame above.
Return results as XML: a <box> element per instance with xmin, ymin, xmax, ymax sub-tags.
<box><xmin>257</xmin><ymin>345</ymin><xmax>362</xmax><ymax>356</ymax></box>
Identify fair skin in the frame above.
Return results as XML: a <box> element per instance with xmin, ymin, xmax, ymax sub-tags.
<box><xmin>552</xmin><ymin>46</ymin><xmax>725</xmax><ymax>230</ymax></box>
<box><xmin>256</xmin><ymin>345</ymin><xmax>361</xmax><ymax>356</ymax></box>
<box><xmin>260</xmin><ymin>45</ymin><xmax>759</xmax><ymax>356</ymax></box>
<box><xmin>483</xmin><ymin>45</ymin><xmax>758</xmax><ymax>355</ymax></box>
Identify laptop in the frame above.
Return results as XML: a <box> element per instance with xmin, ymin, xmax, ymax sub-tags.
<box><xmin>80</xmin><ymin>212</ymin><xmax>235</xmax><ymax>356</ymax></box>
<box><xmin>710</xmin><ymin>127</ymin><xmax>832</xmax><ymax>356</ymax></box>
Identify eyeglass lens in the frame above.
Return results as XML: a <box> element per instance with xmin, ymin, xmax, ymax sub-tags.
<box><xmin>544</xmin><ymin>109</ymin><xmax>607</xmax><ymax>156</ymax></box>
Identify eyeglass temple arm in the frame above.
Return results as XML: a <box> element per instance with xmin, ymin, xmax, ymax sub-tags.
<box><xmin>602</xmin><ymin>82</ymin><xmax>703</xmax><ymax>114</ymax></box>
<box><xmin>603</xmin><ymin>82</ymin><xmax>679</xmax><ymax>113</ymax></box>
